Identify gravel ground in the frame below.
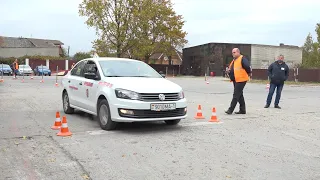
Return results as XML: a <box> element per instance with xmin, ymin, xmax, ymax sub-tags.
<box><xmin>0</xmin><ymin>75</ymin><xmax>319</xmax><ymax>180</ymax></box>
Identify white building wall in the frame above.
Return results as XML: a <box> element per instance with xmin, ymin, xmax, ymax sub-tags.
<box><xmin>250</xmin><ymin>45</ymin><xmax>302</xmax><ymax>69</ymax></box>
<box><xmin>0</xmin><ymin>48</ymin><xmax>60</xmax><ymax>58</ymax></box>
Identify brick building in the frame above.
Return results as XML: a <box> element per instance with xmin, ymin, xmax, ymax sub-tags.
<box><xmin>0</xmin><ymin>36</ymin><xmax>64</xmax><ymax>58</ymax></box>
<box><xmin>182</xmin><ymin>42</ymin><xmax>302</xmax><ymax>76</ymax></box>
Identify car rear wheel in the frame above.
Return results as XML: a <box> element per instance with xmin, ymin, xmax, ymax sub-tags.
<box><xmin>164</xmin><ymin>119</ymin><xmax>181</xmax><ymax>125</ymax></box>
<box><xmin>62</xmin><ymin>91</ymin><xmax>74</xmax><ymax>114</ymax></box>
<box><xmin>97</xmin><ymin>99</ymin><xmax>117</xmax><ymax>130</ymax></box>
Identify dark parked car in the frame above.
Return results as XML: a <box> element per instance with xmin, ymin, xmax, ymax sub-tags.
<box><xmin>34</xmin><ymin>66</ymin><xmax>51</xmax><ymax>76</ymax></box>
<box><xmin>0</xmin><ymin>64</ymin><xmax>13</xmax><ymax>76</ymax></box>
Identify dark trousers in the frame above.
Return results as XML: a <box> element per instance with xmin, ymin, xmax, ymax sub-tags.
<box><xmin>228</xmin><ymin>81</ymin><xmax>247</xmax><ymax>112</ymax></box>
<box><xmin>266</xmin><ymin>83</ymin><xmax>284</xmax><ymax>105</ymax></box>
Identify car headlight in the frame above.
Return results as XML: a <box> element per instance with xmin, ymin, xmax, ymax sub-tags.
<box><xmin>115</xmin><ymin>89</ymin><xmax>140</xmax><ymax>100</ymax></box>
<box><xmin>178</xmin><ymin>90</ymin><xmax>185</xmax><ymax>99</ymax></box>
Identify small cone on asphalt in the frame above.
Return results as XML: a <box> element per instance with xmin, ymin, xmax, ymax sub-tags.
<box><xmin>194</xmin><ymin>105</ymin><xmax>205</xmax><ymax>119</ymax></box>
<box><xmin>266</xmin><ymin>83</ymin><xmax>270</xmax><ymax>90</ymax></box>
<box><xmin>0</xmin><ymin>79</ymin><xmax>3</xmax><ymax>83</ymax></box>
<box><xmin>51</xmin><ymin>112</ymin><xmax>62</xmax><ymax>130</ymax></box>
<box><xmin>209</xmin><ymin>107</ymin><xmax>219</xmax><ymax>122</ymax></box>
<box><xmin>21</xmin><ymin>79</ymin><xmax>24</xmax><ymax>83</ymax></box>
<box><xmin>40</xmin><ymin>79</ymin><xmax>44</xmax><ymax>83</ymax></box>
<box><xmin>206</xmin><ymin>81</ymin><xmax>209</xmax><ymax>84</ymax></box>
<box><xmin>57</xmin><ymin>116</ymin><xmax>72</xmax><ymax>136</ymax></box>
<box><xmin>55</xmin><ymin>82</ymin><xmax>59</xmax><ymax>87</ymax></box>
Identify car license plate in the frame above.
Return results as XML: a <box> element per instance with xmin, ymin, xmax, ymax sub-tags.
<box><xmin>151</xmin><ymin>103</ymin><xmax>176</xmax><ymax>111</ymax></box>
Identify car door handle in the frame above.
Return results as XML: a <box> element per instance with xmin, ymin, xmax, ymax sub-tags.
<box><xmin>79</xmin><ymin>82</ymin><xmax>82</xmax><ymax>85</ymax></box>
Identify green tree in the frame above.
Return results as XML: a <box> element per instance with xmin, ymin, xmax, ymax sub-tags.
<box><xmin>130</xmin><ymin>0</ymin><xmax>187</xmax><ymax>62</ymax></box>
<box><xmin>73</xmin><ymin>52</ymin><xmax>92</xmax><ymax>61</ymax></box>
<box><xmin>316</xmin><ymin>23</ymin><xmax>320</xmax><ymax>43</ymax></box>
<box><xmin>302</xmin><ymin>32</ymin><xmax>320</xmax><ymax>68</ymax></box>
<box><xmin>79</xmin><ymin>0</ymin><xmax>138</xmax><ymax>58</ymax></box>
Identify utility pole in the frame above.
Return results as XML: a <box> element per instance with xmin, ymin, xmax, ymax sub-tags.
<box><xmin>67</xmin><ymin>46</ymin><xmax>70</xmax><ymax>57</ymax></box>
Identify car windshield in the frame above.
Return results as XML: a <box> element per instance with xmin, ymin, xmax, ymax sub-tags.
<box><xmin>19</xmin><ymin>65</ymin><xmax>31</xmax><ymax>69</ymax></box>
<box><xmin>38</xmin><ymin>66</ymin><xmax>49</xmax><ymax>69</ymax></box>
<box><xmin>99</xmin><ymin>60</ymin><xmax>162</xmax><ymax>78</ymax></box>
<box><xmin>0</xmin><ymin>64</ymin><xmax>10</xmax><ymax>69</ymax></box>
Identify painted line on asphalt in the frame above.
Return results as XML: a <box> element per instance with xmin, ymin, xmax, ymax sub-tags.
<box><xmin>181</xmin><ymin>121</ymin><xmax>224</xmax><ymax>127</ymax></box>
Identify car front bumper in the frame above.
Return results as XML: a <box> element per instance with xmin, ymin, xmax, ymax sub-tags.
<box><xmin>110</xmin><ymin>98</ymin><xmax>188</xmax><ymax>122</ymax></box>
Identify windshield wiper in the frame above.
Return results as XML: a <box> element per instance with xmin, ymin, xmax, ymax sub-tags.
<box><xmin>105</xmin><ymin>75</ymin><xmax>122</xmax><ymax>77</ymax></box>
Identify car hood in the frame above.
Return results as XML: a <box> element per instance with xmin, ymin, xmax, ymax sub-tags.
<box><xmin>0</xmin><ymin>68</ymin><xmax>12</xmax><ymax>71</ymax></box>
<box><xmin>104</xmin><ymin>77</ymin><xmax>182</xmax><ymax>93</ymax></box>
<box><xmin>20</xmin><ymin>68</ymin><xmax>32</xmax><ymax>71</ymax></box>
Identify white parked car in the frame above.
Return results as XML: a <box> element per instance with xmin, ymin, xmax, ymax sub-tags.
<box><xmin>61</xmin><ymin>58</ymin><xmax>187</xmax><ymax>130</ymax></box>
<box><xmin>18</xmin><ymin>65</ymin><xmax>33</xmax><ymax>76</ymax></box>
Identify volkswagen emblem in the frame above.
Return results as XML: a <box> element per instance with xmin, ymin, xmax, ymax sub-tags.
<box><xmin>158</xmin><ymin>94</ymin><xmax>165</xmax><ymax>101</ymax></box>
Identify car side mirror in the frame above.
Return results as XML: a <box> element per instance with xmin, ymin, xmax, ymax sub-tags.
<box><xmin>84</xmin><ymin>72</ymin><xmax>97</xmax><ymax>80</ymax></box>
<box><xmin>160</xmin><ymin>73</ymin><xmax>166</xmax><ymax>78</ymax></box>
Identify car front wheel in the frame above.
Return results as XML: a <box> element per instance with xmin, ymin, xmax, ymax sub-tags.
<box><xmin>62</xmin><ymin>91</ymin><xmax>74</xmax><ymax>114</ymax></box>
<box><xmin>164</xmin><ymin>119</ymin><xmax>181</xmax><ymax>125</ymax></box>
<box><xmin>97</xmin><ymin>99</ymin><xmax>117</xmax><ymax>130</ymax></box>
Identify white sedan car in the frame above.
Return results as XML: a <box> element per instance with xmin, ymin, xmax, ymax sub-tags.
<box><xmin>61</xmin><ymin>57</ymin><xmax>187</xmax><ymax>130</ymax></box>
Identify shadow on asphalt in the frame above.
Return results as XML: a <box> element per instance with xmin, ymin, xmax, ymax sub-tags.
<box><xmin>72</xmin><ymin>110</ymin><xmax>185</xmax><ymax>134</ymax></box>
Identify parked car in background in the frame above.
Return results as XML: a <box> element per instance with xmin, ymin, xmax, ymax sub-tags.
<box><xmin>34</xmin><ymin>66</ymin><xmax>51</xmax><ymax>76</ymax></box>
<box><xmin>0</xmin><ymin>64</ymin><xmax>13</xmax><ymax>76</ymax></box>
<box><xmin>18</xmin><ymin>65</ymin><xmax>33</xmax><ymax>76</ymax></box>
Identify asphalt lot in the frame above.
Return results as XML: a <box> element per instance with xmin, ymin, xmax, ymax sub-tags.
<box><xmin>0</xmin><ymin>75</ymin><xmax>320</xmax><ymax>180</ymax></box>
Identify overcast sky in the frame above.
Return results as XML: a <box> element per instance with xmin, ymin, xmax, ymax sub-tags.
<box><xmin>1</xmin><ymin>0</ymin><xmax>320</xmax><ymax>55</ymax></box>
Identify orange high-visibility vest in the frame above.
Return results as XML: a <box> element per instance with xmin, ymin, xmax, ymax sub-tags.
<box><xmin>14</xmin><ymin>62</ymin><xmax>19</xmax><ymax>70</ymax></box>
<box><xmin>229</xmin><ymin>55</ymin><xmax>249</xmax><ymax>82</ymax></box>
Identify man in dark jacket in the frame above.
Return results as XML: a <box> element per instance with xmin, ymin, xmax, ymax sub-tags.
<box><xmin>264</xmin><ymin>55</ymin><xmax>289</xmax><ymax>109</ymax></box>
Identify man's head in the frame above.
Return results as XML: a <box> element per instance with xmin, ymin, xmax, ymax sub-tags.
<box><xmin>278</xmin><ymin>54</ymin><xmax>284</xmax><ymax>61</ymax></box>
<box><xmin>232</xmin><ymin>48</ymin><xmax>241</xmax><ymax>58</ymax></box>
<box><xmin>14</xmin><ymin>59</ymin><xmax>18</xmax><ymax>63</ymax></box>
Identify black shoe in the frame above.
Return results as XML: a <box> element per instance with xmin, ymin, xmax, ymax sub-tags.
<box><xmin>235</xmin><ymin>111</ymin><xmax>246</xmax><ymax>114</ymax></box>
<box><xmin>225</xmin><ymin>110</ymin><xmax>232</xmax><ymax>115</ymax></box>
<box><xmin>264</xmin><ymin>104</ymin><xmax>270</xmax><ymax>108</ymax></box>
<box><xmin>274</xmin><ymin>105</ymin><xmax>281</xmax><ymax>109</ymax></box>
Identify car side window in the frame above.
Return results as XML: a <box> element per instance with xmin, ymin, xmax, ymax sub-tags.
<box><xmin>71</xmin><ymin>61</ymin><xmax>86</xmax><ymax>77</ymax></box>
<box><xmin>83</xmin><ymin>61</ymin><xmax>100</xmax><ymax>79</ymax></box>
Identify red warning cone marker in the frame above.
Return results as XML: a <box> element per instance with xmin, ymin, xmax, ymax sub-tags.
<box><xmin>51</xmin><ymin>112</ymin><xmax>62</xmax><ymax>130</ymax></box>
<box><xmin>55</xmin><ymin>82</ymin><xmax>59</xmax><ymax>87</ymax></box>
<box><xmin>57</xmin><ymin>116</ymin><xmax>72</xmax><ymax>136</ymax></box>
<box><xmin>194</xmin><ymin>105</ymin><xmax>205</xmax><ymax>119</ymax></box>
<box><xmin>40</xmin><ymin>79</ymin><xmax>44</xmax><ymax>83</ymax></box>
<box><xmin>209</xmin><ymin>107</ymin><xmax>219</xmax><ymax>122</ymax></box>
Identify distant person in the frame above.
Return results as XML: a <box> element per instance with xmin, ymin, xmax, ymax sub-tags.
<box><xmin>225</xmin><ymin>48</ymin><xmax>251</xmax><ymax>115</ymax></box>
<box><xmin>264</xmin><ymin>55</ymin><xmax>289</xmax><ymax>109</ymax></box>
<box><xmin>12</xmin><ymin>59</ymin><xmax>19</xmax><ymax>79</ymax></box>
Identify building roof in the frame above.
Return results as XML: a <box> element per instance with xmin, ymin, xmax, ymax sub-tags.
<box><xmin>0</xmin><ymin>36</ymin><xmax>64</xmax><ymax>48</ymax></box>
<box><xmin>183</xmin><ymin>42</ymin><xmax>301</xmax><ymax>50</ymax></box>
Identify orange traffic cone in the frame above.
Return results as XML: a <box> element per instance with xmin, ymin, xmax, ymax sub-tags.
<box><xmin>194</xmin><ymin>105</ymin><xmax>205</xmax><ymax>119</ymax></box>
<box><xmin>55</xmin><ymin>82</ymin><xmax>59</xmax><ymax>87</ymax></box>
<box><xmin>0</xmin><ymin>79</ymin><xmax>3</xmax><ymax>83</ymax></box>
<box><xmin>30</xmin><ymin>73</ymin><xmax>34</xmax><ymax>80</ymax></box>
<box><xmin>209</xmin><ymin>107</ymin><xmax>219</xmax><ymax>122</ymax></box>
<box><xmin>57</xmin><ymin>116</ymin><xmax>72</xmax><ymax>136</ymax></box>
<box><xmin>51</xmin><ymin>112</ymin><xmax>62</xmax><ymax>130</ymax></box>
<box><xmin>40</xmin><ymin>79</ymin><xmax>44</xmax><ymax>83</ymax></box>
<box><xmin>266</xmin><ymin>83</ymin><xmax>270</xmax><ymax>90</ymax></box>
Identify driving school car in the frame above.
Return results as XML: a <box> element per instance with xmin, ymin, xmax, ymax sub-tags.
<box><xmin>61</xmin><ymin>57</ymin><xmax>187</xmax><ymax>130</ymax></box>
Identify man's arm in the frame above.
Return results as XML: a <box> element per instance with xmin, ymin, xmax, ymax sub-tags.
<box><xmin>267</xmin><ymin>63</ymin><xmax>273</xmax><ymax>79</ymax></box>
<box><xmin>284</xmin><ymin>65</ymin><xmax>289</xmax><ymax>81</ymax></box>
<box><xmin>241</xmin><ymin>57</ymin><xmax>251</xmax><ymax>74</ymax></box>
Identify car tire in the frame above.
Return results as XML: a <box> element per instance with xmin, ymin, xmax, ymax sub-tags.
<box><xmin>164</xmin><ymin>119</ymin><xmax>181</xmax><ymax>125</ymax></box>
<box><xmin>97</xmin><ymin>99</ymin><xmax>117</xmax><ymax>130</ymax></box>
<box><xmin>62</xmin><ymin>91</ymin><xmax>74</xmax><ymax>114</ymax></box>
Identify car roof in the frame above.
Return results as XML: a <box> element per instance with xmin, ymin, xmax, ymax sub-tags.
<box><xmin>84</xmin><ymin>57</ymin><xmax>142</xmax><ymax>63</ymax></box>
